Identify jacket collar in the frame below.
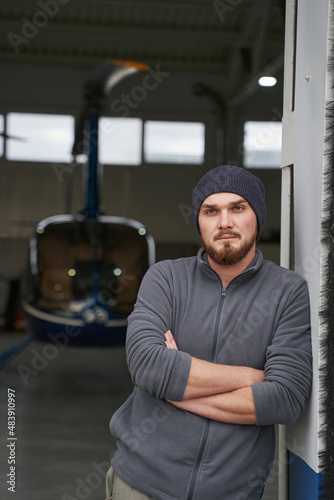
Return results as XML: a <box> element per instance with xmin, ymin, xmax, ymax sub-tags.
<box><xmin>197</xmin><ymin>246</ymin><xmax>263</xmax><ymax>282</ymax></box>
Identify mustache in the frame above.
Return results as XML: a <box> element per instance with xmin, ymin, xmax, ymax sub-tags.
<box><xmin>214</xmin><ymin>231</ymin><xmax>240</xmax><ymax>241</ymax></box>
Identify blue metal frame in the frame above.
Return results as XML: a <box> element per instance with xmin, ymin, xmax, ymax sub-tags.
<box><xmin>289</xmin><ymin>452</ymin><xmax>323</xmax><ymax>499</ymax></box>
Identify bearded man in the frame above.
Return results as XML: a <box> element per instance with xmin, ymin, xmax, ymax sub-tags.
<box><xmin>106</xmin><ymin>165</ymin><xmax>312</xmax><ymax>500</ymax></box>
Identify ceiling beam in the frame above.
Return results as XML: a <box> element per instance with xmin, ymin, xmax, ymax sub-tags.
<box><xmin>0</xmin><ymin>49</ymin><xmax>229</xmax><ymax>74</ymax></box>
<box><xmin>0</xmin><ymin>18</ymin><xmax>257</xmax><ymax>45</ymax></box>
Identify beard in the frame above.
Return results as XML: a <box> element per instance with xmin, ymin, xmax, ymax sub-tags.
<box><xmin>203</xmin><ymin>230</ymin><xmax>257</xmax><ymax>266</ymax></box>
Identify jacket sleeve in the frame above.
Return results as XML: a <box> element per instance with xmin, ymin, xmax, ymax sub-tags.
<box><xmin>252</xmin><ymin>278</ymin><xmax>312</xmax><ymax>425</ymax></box>
<box><xmin>125</xmin><ymin>262</ymin><xmax>192</xmax><ymax>401</ymax></box>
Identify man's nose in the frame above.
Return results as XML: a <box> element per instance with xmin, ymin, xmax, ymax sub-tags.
<box><xmin>218</xmin><ymin>211</ymin><xmax>233</xmax><ymax>229</ymax></box>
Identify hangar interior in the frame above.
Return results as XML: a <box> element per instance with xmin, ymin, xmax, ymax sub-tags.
<box><xmin>0</xmin><ymin>1</ymin><xmax>285</xmax><ymax>499</ymax></box>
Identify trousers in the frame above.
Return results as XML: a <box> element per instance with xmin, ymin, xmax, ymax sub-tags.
<box><xmin>105</xmin><ymin>466</ymin><xmax>156</xmax><ymax>500</ymax></box>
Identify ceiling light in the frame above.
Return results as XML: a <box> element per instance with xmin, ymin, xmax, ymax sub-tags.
<box><xmin>258</xmin><ymin>76</ymin><xmax>277</xmax><ymax>87</ymax></box>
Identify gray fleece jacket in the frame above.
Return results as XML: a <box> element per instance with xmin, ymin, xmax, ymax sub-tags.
<box><xmin>110</xmin><ymin>248</ymin><xmax>312</xmax><ymax>500</ymax></box>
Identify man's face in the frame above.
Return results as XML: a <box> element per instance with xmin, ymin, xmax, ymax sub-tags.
<box><xmin>198</xmin><ymin>192</ymin><xmax>258</xmax><ymax>266</ymax></box>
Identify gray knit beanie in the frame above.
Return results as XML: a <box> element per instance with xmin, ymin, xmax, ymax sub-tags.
<box><xmin>192</xmin><ymin>165</ymin><xmax>266</xmax><ymax>241</ymax></box>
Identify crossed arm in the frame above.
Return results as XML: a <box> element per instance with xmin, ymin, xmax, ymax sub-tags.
<box><xmin>164</xmin><ymin>330</ymin><xmax>264</xmax><ymax>425</ymax></box>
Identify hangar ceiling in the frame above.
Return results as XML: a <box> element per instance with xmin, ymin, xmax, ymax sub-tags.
<box><xmin>0</xmin><ymin>0</ymin><xmax>285</xmax><ymax>103</ymax></box>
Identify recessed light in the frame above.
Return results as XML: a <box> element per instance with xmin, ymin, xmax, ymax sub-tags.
<box><xmin>258</xmin><ymin>76</ymin><xmax>277</xmax><ymax>87</ymax></box>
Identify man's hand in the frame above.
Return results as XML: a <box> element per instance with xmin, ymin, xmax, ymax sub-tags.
<box><xmin>165</xmin><ymin>330</ymin><xmax>178</xmax><ymax>350</ymax></box>
<box><xmin>164</xmin><ymin>330</ymin><xmax>261</xmax><ymax>425</ymax></box>
<box><xmin>167</xmin><ymin>387</ymin><xmax>257</xmax><ymax>425</ymax></box>
<box><xmin>164</xmin><ymin>330</ymin><xmax>264</xmax><ymax>399</ymax></box>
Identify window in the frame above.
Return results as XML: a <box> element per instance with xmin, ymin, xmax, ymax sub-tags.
<box><xmin>2</xmin><ymin>114</ymin><xmax>207</xmax><ymax>167</ymax></box>
<box><xmin>243</xmin><ymin>121</ymin><xmax>282</xmax><ymax>169</ymax></box>
<box><xmin>99</xmin><ymin>117</ymin><xmax>142</xmax><ymax>165</ymax></box>
<box><xmin>6</xmin><ymin>113</ymin><xmax>74</xmax><ymax>162</ymax></box>
<box><xmin>144</xmin><ymin>121</ymin><xmax>205</xmax><ymax>164</ymax></box>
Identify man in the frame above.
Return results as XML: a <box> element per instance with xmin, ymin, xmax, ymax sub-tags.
<box><xmin>106</xmin><ymin>165</ymin><xmax>312</xmax><ymax>500</ymax></box>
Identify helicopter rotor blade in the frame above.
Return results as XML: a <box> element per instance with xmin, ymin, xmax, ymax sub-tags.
<box><xmin>0</xmin><ymin>132</ymin><xmax>27</xmax><ymax>142</ymax></box>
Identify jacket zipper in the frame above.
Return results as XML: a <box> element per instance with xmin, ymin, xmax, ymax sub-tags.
<box><xmin>185</xmin><ymin>285</ymin><xmax>227</xmax><ymax>500</ymax></box>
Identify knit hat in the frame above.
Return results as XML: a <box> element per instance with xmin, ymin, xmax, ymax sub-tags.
<box><xmin>192</xmin><ymin>165</ymin><xmax>266</xmax><ymax>241</ymax></box>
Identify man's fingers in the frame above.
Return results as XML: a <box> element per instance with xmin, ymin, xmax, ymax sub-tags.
<box><xmin>165</xmin><ymin>330</ymin><xmax>178</xmax><ymax>350</ymax></box>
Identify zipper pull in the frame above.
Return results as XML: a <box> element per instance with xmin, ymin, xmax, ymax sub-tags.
<box><xmin>222</xmin><ymin>288</ymin><xmax>226</xmax><ymax>299</ymax></box>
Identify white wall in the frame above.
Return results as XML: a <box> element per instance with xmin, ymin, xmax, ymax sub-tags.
<box><xmin>284</xmin><ymin>0</ymin><xmax>330</xmax><ymax>475</ymax></box>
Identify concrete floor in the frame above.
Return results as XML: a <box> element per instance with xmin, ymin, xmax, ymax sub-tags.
<box><xmin>0</xmin><ymin>332</ymin><xmax>279</xmax><ymax>500</ymax></box>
